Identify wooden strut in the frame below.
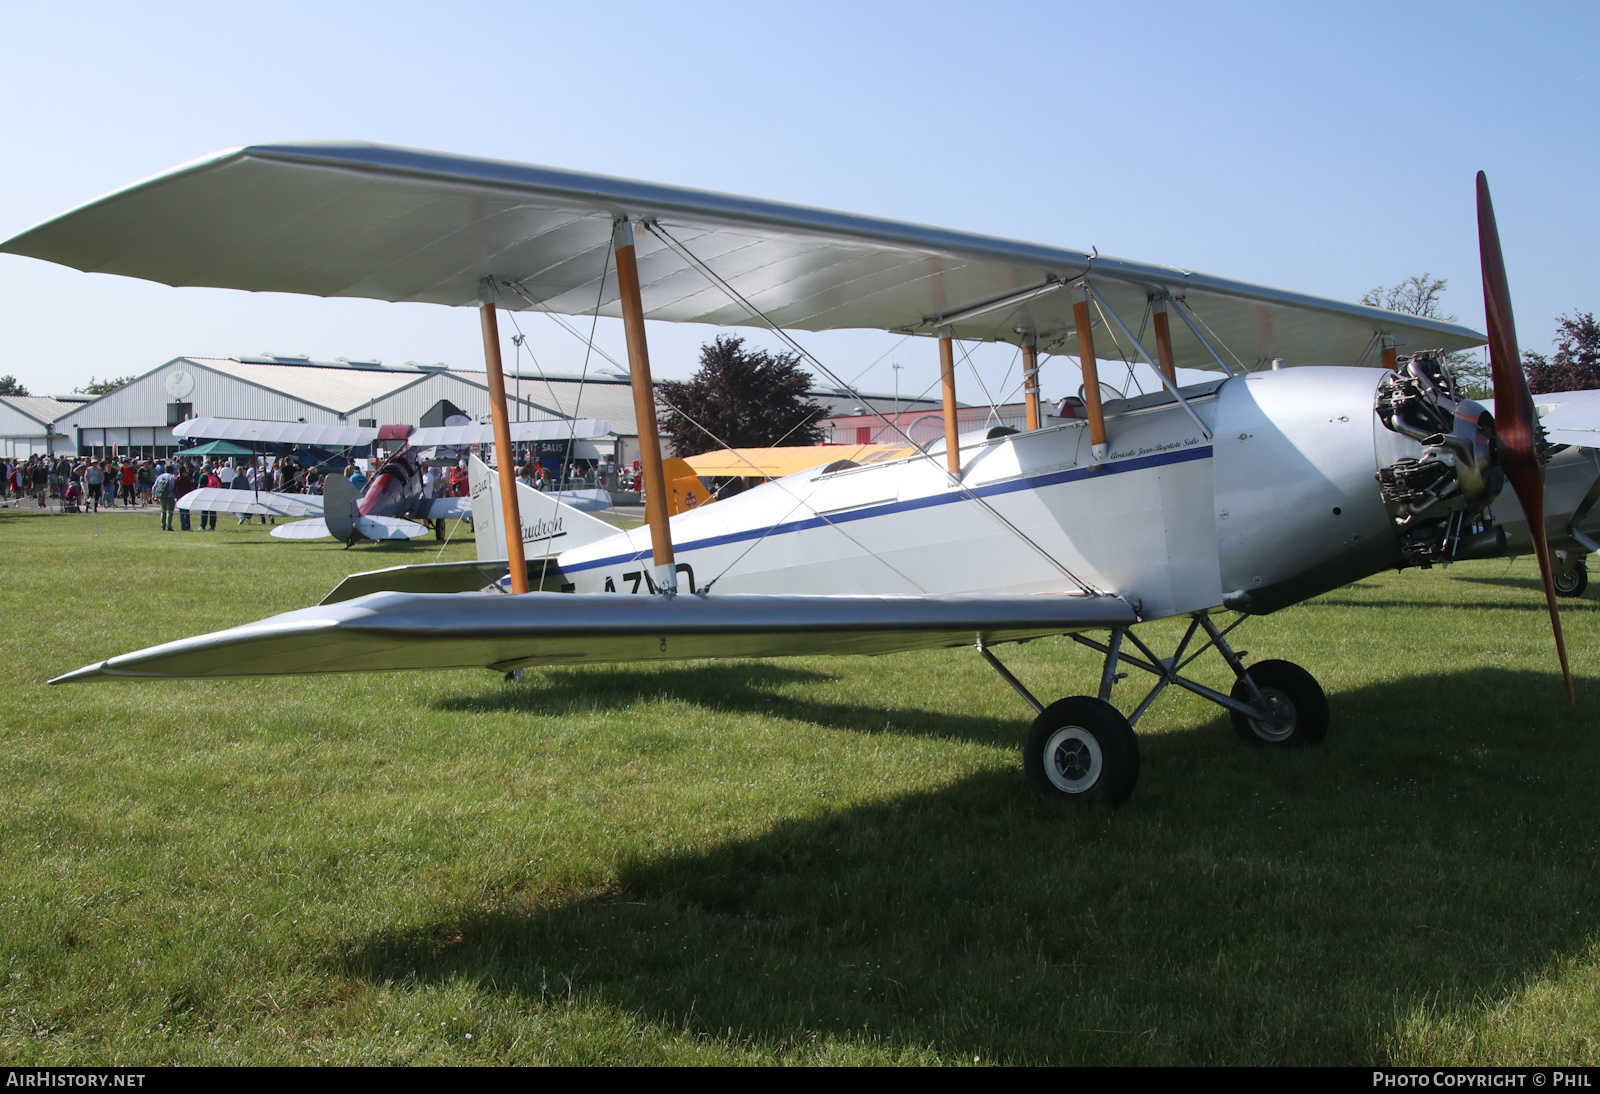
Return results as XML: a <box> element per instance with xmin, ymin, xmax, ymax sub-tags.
<box><xmin>1151</xmin><ymin>299</ymin><xmax>1178</xmax><ymax>385</ymax></box>
<box><xmin>1381</xmin><ymin>340</ymin><xmax>1398</xmax><ymax>372</ymax></box>
<box><xmin>613</xmin><ymin>220</ymin><xmax>677</xmax><ymax>593</ymax></box>
<box><xmin>1021</xmin><ymin>335</ymin><xmax>1041</xmax><ymax>431</ymax></box>
<box><xmin>479</xmin><ymin>295</ymin><xmax>528</xmax><ymax>594</ymax></box>
<box><xmin>938</xmin><ymin>327</ymin><xmax>961</xmax><ymax>476</ymax></box>
<box><xmin>1071</xmin><ymin>291</ymin><xmax>1109</xmax><ymax>459</ymax></box>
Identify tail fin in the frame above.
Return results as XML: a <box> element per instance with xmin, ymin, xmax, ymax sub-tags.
<box><xmin>322</xmin><ymin>473</ymin><xmax>360</xmax><ymax>542</ymax></box>
<box><xmin>469</xmin><ymin>455</ymin><xmax>620</xmax><ymax>563</ymax></box>
<box><xmin>645</xmin><ymin>457</ymin><xmax>715</xmax><ymax>525</ymax></box>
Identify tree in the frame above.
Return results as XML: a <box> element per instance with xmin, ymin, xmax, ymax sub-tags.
<box><xmin>75</xmin><ymin>375</ymin><xmax>136</xmax><ymax>396</ymax></box>
<box><xmin>1522</xmin><ymin>312</ymin><xmax>1600</xmax><ymax>394</ymax></box>
<box><xmin>0</xmin><ymin>375</ymin><xmax>28</xmax><ymax>397</ymax></box>
<box><xmin>1362</xmin><ymin>273</ymin><xmax>1490</xmax><ymax>397</ymax></box>
<box><xmin>657</xmin><ymin>335</ymin><xmax>828</xmax><ymax>458</ymax></box>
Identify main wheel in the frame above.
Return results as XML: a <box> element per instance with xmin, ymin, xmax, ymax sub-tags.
<box><xmin>1024</xmin><ymin>697</ymin><xmax>1140</xmax><ymax>807</ymax></box>
<box><xmin>1555</xmin><ymin>562</ymin><xmax>1588</xmax><ymax>598</ymax></box>
<box><xmin>1229</xmin><ymin>659</ymin><xmax>1328</xmax><ymax>747</ymax></box>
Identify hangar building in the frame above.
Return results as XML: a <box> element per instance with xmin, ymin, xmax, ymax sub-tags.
<box><xmin>0</xmin><ymin>394</ymin><xmax>93</xmax><ymax>457</ymax></box>
<box><xmin>55</xmin><ymin>355</ymin><xmax>572</xmax><ymax>459</ymax></box>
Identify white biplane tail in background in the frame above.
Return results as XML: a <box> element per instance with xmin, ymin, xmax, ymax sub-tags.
<box><xmin>468</xmin><ymin>455</ymin><xmax>619</xmax><ymax>565</ymax></box>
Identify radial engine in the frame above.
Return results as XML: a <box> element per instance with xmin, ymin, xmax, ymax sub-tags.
<box><xmin>1374</xmin><ymin>352</ymin><xmax>1507</xmax><ymax>566</ymax></box>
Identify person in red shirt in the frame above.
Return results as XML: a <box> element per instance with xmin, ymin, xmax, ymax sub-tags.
<box><xmin>119</xmin><ymin>460</ymin><xmax>136</xmax><ymax>507</ymax></box>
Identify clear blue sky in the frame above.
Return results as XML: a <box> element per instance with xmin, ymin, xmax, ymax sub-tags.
<box><xmin>2</xmin><ymin>0</ymin><xmax>1595</xmax><ymax>406</ymax></box>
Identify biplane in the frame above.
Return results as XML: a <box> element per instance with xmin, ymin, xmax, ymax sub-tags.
<box><xmin>170</xmin><ymin>415</ymin><xmax>612</xmax><ymax>542</ymax></box>
<box><xmin>6</xmin><ymin>141</ymin><xmax>1594</xmax><ymax>807</ymax></box>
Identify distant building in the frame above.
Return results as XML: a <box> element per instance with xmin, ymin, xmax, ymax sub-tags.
<box><xmin>33</xmin><ymin>352</ymin><xmax>951</xmax><ymax>463</ymax></box>
<box><xmin>55</xmin><ymin>355</ymin><xmax>572</xmax><ymax>460</ymax></box>
<box><xmin>0</xmin><ymin>394</ymin><xmax>93</xmax><ymax>457</ymax></box>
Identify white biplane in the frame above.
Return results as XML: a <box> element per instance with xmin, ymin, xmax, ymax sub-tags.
<box><xmin>8</xmin><ymin>142</ymin><xmax>1595</xmax><ymax>807</ymax></box>
<box><xmin>170</xmin><ymin>415</ymin><xmax>611</xmax><ymax>542</ymax></box>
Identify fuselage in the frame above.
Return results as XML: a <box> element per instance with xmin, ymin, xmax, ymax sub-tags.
<box><xmin>556</xmin><ymin>368</ymin><xmax>1421</xmax><ymax>620</ymax></box>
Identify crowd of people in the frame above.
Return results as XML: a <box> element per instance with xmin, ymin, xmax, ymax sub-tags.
<box><xmin>0</xmin><ymin>452</ymin><xmax>364</xmax><ymax>531</ymax></box>
<box><xmin>2</xmin><ymin>450</ymin><xmax>636</xmax><ymax>530</ymax></box>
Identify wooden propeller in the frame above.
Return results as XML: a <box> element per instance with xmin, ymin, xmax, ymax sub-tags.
<box><xmin>1477</xmin><ymin>171</ymin><xmax>1576</xmax><ymax>707</ymax></box>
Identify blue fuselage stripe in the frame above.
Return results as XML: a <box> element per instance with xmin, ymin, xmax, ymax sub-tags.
<box><xmin>562</xmin><ymin>444</ymin><xmax>1214</xmax><ymax>575</ymax></box>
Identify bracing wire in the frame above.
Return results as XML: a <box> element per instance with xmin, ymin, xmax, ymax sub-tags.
<box><xmin>658</xmin><ymin>391</ymin><xmax>928</xmax><ymax>594</ymax></box>
<box><xmin>1177</xmin><ymin>298</ymin><xmax>1251</xmax><ymax>374</ymax></box>
<box><xmin>644</xmin><ymin>221</ymin><xmax>1097</xmax><ymax>595</ymax></box>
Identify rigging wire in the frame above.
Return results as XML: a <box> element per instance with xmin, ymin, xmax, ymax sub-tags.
<box><xmin>657</xmin><ymin>391</ymin><xmax>929</xmax><ymax>594</ymax></box>
<box><xmin>644</xmin><ymin>221</ymin><xmax>1097</xmax><ymax>595</ymax></box>
<box><xmin>1089</xmin><ymin>292</ymin><xmax>1138</xmax><ymax>398</ymax></box>
<box><xmin>1177</xmin><ymin>298</ymin><xmax>1252</xmax><ymax>374</ymax></box>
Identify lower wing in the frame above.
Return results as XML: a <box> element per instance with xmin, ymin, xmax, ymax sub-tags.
<box><xmin>50</xmin><ymin>591</ymin><xmax>1135</xmax><ymax>681</ymax></box>
<box><xmin>178</xmin><ymin>488</ymin><xmax>323</xmax><ymax>517</ymax></box>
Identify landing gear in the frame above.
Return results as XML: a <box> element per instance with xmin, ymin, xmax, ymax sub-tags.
<box><xmin>1228</xmin><ymin>659</ymin><xmax>1328</xmax><ymax>746</ymax></box>
<box><xmin>975</xmin><ymin>613</ymin><xmax>1330</xmax><ymax>807</ymax></box>
<box><xmin>1024</xmin><ymin>697</ymin><xmax>1140</xmax><ymax>806</ymax></box>
<box><xmin>1555</xmin><ymin>553</ymin><xmax>1588</xmax><ymax>598</ymax></box>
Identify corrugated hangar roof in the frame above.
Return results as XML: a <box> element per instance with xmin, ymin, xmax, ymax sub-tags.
<box><xmin>192</xmin><ymin>357</ymin><xmax>441</xmax><ymax>415</ymax></box>
<box><xmin>0</xmin><ymin>394</ymin><xmax>90</xmax><ymax>426</ymax></box>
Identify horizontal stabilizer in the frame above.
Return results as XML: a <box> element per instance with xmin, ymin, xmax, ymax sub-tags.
<box><xmin>270</xmin><ymin>518</ymin><xmax>331</xmax><ymax>539</ymax></box>
<box><xmin>51</xmin><ymin>590</ymin><xmax>1136</xmax><ymax>682</ymax></box>
<box><xmin>356</xmin><ymin>515</ymin><xmax>429</xmax><ymax>540</ymax></box>
<box><xmin>321</xmin><ymin>560</ymin><xmax>512</xmax><ymax>603</ymax></box>
<box><xmin>425</xmin><ymin>496</ymin><xmax>472</xmax><ymax>521</ymax></box>
<box><xmin>178</xmin><ymin>488</ymin><xmax>323</xmax><ymax>517</ymax></box>
<box><xmin>547</xmin><ymin>488</ymin><xmax>612</xmax><ymax>512</ymax></box>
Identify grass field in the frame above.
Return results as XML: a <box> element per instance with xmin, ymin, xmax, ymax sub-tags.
<box><xmin>2</xmin><ymin>505</ymin><xmax>1598</xmax><ymax>1065</ymax></box>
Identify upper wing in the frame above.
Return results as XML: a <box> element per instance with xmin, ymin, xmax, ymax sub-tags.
<box><xmin>174</xmin><ymin>416</ymin><xmax>378</xmax><ymax>447</ymax></box>
<box><xmin>177</xmin><ymin>488</ymin><xmax>324</xmax><ymax>517</ymax></box>
<box><xmin>49</xmin><ymin>590</ymin><xmax>1137</xmax><ymax>681</ymax></box>
<box><xmin>1536</xmin><ymin>390</ymin><xmax>1600</xmax><ymax>448</ymax></box>
<box><xmin>409</xmin><ymin>418</ymin><xmax>609</xmax><ymax>448</ymax></box>
<box><xmin>2</xmin><ymin>141</ymin><xmax>1485</xmax><ymax>370</ymax></box>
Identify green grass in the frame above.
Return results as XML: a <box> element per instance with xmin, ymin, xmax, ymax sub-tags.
<box><xmin>1</xmin><ymin>506</ymin><xmax>1598</xmax><ymax>1064</ymax></box>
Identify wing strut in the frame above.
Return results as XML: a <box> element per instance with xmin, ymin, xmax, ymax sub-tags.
<box><xmin>614</xmin><ymin>219</ymin><xmax>678</xmax><ymax>594</ymax></box>
<box><xmin>1151</xmin><ymin>299</ymin><xmax>1178</xmax><ymax>385</ymax></box>
<box><xmin>937</xmin><ymin>326</ymin><xmax>962</xmax><ymax>476</ymax></box>
<box><xmin>1021</xmin><ymin>334</ymin><xmax>1042</xmax><ymax>431</ymax></box>
<box><xmin>1071</xmin><ymin>287</ymin><xmax>1110</xmax><ymax>461</ymax></box>
<box><xmin>479</xmin><ymin>284</ymin><xmax>529</xmax><ymax>593</ymax></box>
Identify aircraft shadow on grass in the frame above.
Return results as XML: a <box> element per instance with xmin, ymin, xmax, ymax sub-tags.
<box><xmin>1315</xmin><ymin>594</ymin><xmax>1598</xmax><ymax>613</ymax></box>
<box><xmin>431</xmin><ymin>661</ymin><xmax>1021</xmax><ymax>749</ymax></box>
<box><xmin>359</xmin><ymin>667</ymin><xmax>1599</xmax><ymax>1063</ymax></box>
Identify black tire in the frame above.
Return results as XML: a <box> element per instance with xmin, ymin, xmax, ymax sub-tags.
<box><xmin>434</xmin><ymin>519</ymin><xmax>446</xmax><ymax>542</ymax></box>
<box><xmin>1229</xmin><ymin>659</ymin><xmax>1328</xmax><ymax>747</ymax></box>
<box><xmin>1024</xmin><ymin>697</ymin><xmax>1140</xmax><ymax>807</ymax></box>
<box><xmin>1555</xmin><ymin>563</ymin><xmax>1588</xmax><ymax>598</ymax></box>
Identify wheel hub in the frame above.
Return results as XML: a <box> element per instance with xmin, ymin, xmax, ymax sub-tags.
<box><xmin>1044</xmin><ymin>726</ymin><xmax>1103</xmax><ymax>794</ymax></box>
<box><xmin>1248</xmin><ymin>687</ymin><xmax>1297</xmax><ymax>742</ymax></box>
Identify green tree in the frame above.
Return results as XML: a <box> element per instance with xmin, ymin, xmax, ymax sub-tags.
<box><xmin>75</xmin><ymin>375</ymin><xmax>136</xmax><ymax>395</ymax></box>
<box><xmin>658</xmin><ymin>335</ymin><xmax>828</xmax><ymax>458</ymax></box>
<box><xmin>1522</xmin><ymin>312</ymin><xmax>1600</xmax><ymax>394</ymax></box>
<box><xmin>0</xmin><ymin>375</ymin><xmax>29</xmax><ymax>397</ymax></box>
<box><xmin>1362</xmin><ymin>274</ymin><xmax>1490</xmax><ymax>397</ymax></box>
